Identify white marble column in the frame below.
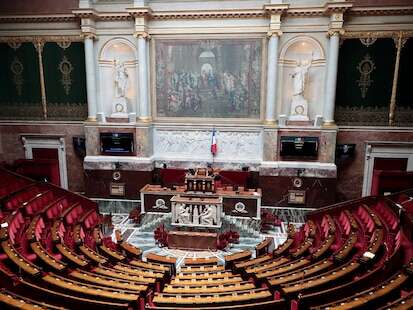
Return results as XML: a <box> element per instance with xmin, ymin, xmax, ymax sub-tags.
<box><xmin>323</xmin><ymin>31</ymin><xmax>340</xmax><ymax>125</ymax></box>
<box><xmin>265</xmin><ymin>33</ymin><xmax>280</xmax><ymax>124</ymax></box>
<box><xmin>84</xmin><ymin>34</ymin><xmax>98</xmax><ymax>121</ymax></box>
<box><xmin>137</xmin><ymin>34</ymin><xmax>150</xmax><ymax>121</ymax></box>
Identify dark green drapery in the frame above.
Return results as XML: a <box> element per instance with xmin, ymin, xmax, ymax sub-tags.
<box><xmin>335</xmin><ymin>37</ymin><xmax>412</xmax><ymax>126</ymax></box>
<box><xmin>43</xmin><ymin>42</ymin><xmax>87</xmax><ymax>120</ymax></box>
<box><xmin>0</xmin><ymin>42</ymin><xmax>43</xmax><ymax>119</ymax></box>
<box><xmin>0</xmin><ymin>41</ymin><xmax>87</xmax><ymax>121</ymax></box>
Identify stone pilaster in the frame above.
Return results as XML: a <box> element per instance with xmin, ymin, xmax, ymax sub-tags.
<box><xmin>128</xmin><ymin>8</ymin><xmax>152</xmax><ymax>122</ymax></box>
<box><xmin>263</xmin><ymin>4</ymin><xmax>288</xmax><ymax>125</ymax></box>
<box><xmin>74</xmin><ymin>9</ymin><xmax>99</xmax><ymax>121</ymax></box>
<box><xmin>323</xmin><ymin>1</ymin><xmax>352</xmax><ymax>126</ymax></box>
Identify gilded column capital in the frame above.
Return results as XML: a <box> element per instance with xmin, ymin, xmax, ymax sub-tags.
<box><xmin>267</xmin><ymin>30</ymin><xmax>283</xmax><ymax>38</ymax></box>
<box><xmin>81</xmin><ymin>32</ymin><xmax>97</xmax><ymax>40</ymax></box>
<box><xmin>33</xmin><ymin>39</ymin><xmax>45</xmax><ymax>54</ymax></box>
<box><xmin>327</xmin><ymin>28</ymin><xmax>345</xmax><ymax>37</ymax></box>
<box><xmin>134</xmin><ymin>31</ymin><xmax>151</xmax><ymax>40</ymax></box>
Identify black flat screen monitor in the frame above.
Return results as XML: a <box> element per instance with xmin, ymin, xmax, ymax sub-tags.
<box><xmin>100</xmin><ymin>133</ymin><xmax>134</xmax><ymax>155</ymax></box>
<box><xmin>280</xmin><ymin>136</ymin><xmax>319</xmax><ymax>158</ymax></box>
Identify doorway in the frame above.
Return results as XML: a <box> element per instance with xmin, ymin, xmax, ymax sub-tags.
<box><xmin>21</xmin><ymin>135</ymin><xmax>68</xmax><ymax>189</ymax></box>
<box><xmin>362</xmin><ymin>142</ymin><xmax>413</xmax><ymax>196</ymax></box>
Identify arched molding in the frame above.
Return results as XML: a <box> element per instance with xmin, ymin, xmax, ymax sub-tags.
<box><xmin>277</xmin><ymin>35</ymin><xmax>326</xmax><ymax>121</ymax></box>
<box><xmin>279</xmin><ymin>35</ymin><xmax>325</xmax><ymax>65</ymax></box>
<box><xmin>99</xmin><ymin>37</ymin><xmax>138</xmax><ymax>66</ymax></box>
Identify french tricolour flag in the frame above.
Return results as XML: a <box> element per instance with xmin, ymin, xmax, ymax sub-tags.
<box><xmin>211</xmin><ymin>129</ymin><xmax>217</xmax><ymax>156</ymax></box>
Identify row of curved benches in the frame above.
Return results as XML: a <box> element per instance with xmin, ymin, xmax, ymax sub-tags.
<box><xmin>1</xmin><ymin>167</ymin><xmax>413</xmax><ymax>309</ymax></box>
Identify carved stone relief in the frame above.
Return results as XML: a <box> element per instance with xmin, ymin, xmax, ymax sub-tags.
<box><xmin>153</xmin><ymin>129</ymin><xmax>262</xmax><ymax>161</ymax></box>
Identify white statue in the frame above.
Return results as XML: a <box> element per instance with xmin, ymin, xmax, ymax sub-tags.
<box><xmin>291</xmin><ymin>58</ymin><xmax>312</xmax><ymax>98</ymax></box>
<box><xmin>289</xmin><ymin>57</ymin><xmax>313</xmax><ymax>121</ymax></box>
<box><xmin>192</xmin><ymin>205</ymin><xmax>199</xmax><ymax>225</ymax></box>
<box><xmin>200</xmin><ymin>205</ymin><xmax>216</xmax><ymax>226</ymax></box>
<box><xmin>114</xmin><ymin>60</ymin><xmax>128</xmax><ymax>98</ymax></box>
<box><xmin>177</xmin><ymin>204</ymin><xmax>191</xmax><ymax>224</ymax></box>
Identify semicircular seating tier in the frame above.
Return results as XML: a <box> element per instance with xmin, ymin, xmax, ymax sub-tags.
<box><xmin>0</xmin><ymin>167</ymin><xmax>412</xmax><ymax>310</ymax></box>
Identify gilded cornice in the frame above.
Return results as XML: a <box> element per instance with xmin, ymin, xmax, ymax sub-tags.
<box><xmin>0</xmin><ymin>14</ymin><xmax>76</xmax><ymax>23</ymax></box>
<box><xmin>324</xmin><ymin>1</ymin><xmax>354</xmax><ymax>15</ymax></box>
<box><xmin>127</xmin><ymin>8</ymin><xmax>152</xmax><ymax>18</ymax></box>
<box><xmin>286</xmin><ymin>7</ymin><xmax>325</xmax><ymax>17</ymax></box>
<box><xmin>73</xmin><ymin>9</ymin><xmax>131</xmax><ymax>21</ymax></box>
<box><xmin>0</xmin><ymin>5</ymin><xmax>412</xmax><ymax>24</ymax></box>
<box><xmin>98</xmin><ymin>13</ymin><xmax>132</xmax><ymax>21</ymax></box>
<box><xmin>263</xmin><ymin>4</ymin><xmax>289</xmax><ymax>15</ymax></box>
<box><xmin>350</xmin><ymin>6</ymin><xmax>413</xmax><ymax>16</ymax></box>
<box><xmin>72</xmin><ymin>9</ymin><xmax>98</xmax><ymax>19</ymax></box>
<box><xmin>342</xmin><ymin>30</ymin><xmax>413</xmax><ymax>39</ymax></box>
<box><xmin>0</xmin><ymin>35</ymin><xmax>83</xmax><ymax>43</ymax></box>
<box><xmin>151</xmin><ymin>9</ymin><xmax>266</xmax><ymax>19</ymax></box>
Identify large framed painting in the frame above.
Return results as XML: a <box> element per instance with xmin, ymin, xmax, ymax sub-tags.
<box><xmin>154</xmin><ymin>37</ymin><xmax>263</xmax><ymax>119</ymax></box>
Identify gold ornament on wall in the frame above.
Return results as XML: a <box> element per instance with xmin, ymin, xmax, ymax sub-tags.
<box><xmin>359</xmin><ymin>37</ymin><xmax>377</xmax><ymax>47</ymax></box>
<box><xmin>58</xmin><ymin>56</ymin><xmax>73</xmax><ymax>95</ymax></box>
<box><xmin>10</xmin><ymin>57</ymin><xmax>24</xmax><ymax>96</ymax></box>
<box><xmin>357</xmin><ymin>54</ymin><xmax>375</xmax><ymax>99</ymax></box>
<box><xmin>56</xmin><ymin>41</ymin><xmax>71</xmax><ymax>50</ymax></box>
<box><xmin>7</xmin><ymin>42</ymin><xmax>22</xmax><ymax>50</ymax></box>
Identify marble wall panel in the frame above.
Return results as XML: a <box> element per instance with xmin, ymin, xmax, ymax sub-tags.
<box><xmin>259</xmin><ymin>175</ymin><xmax>336</xmax><ymax>207</ymax></box>
<box><xmin>263</xmin><ymin>128</ymin><xmax>278</xmax><ymax>162</ymax></box>
<box><xmin>136</xmin><ymin>126</ymin><xmax>153</xmax><ymax>158</ymax></box>
<box><xmin>336</xmin><ymin>129</ymin><xmax>413</xmax><ymax>201</ymax></box>
<box><xmin>0</xmin><ymin>123</ymin><xmax>85</xmax><ymax>192</ymax></box>
<box><xmin>276</xmin><ymin>129</ymin><xmax>337</xmax><ymax>163</ymax></box>
<box><xmin>85</xmin><ymin>169</ymin><xmax>152</xmax><ymax>199</ymax></box>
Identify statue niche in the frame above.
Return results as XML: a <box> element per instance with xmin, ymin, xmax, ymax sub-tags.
<box><xmin>279</xmin><ymin>36</ymin><xmax>325</xmax><ymax>124</ymax></box>
<box><xmin>98</xmin><ymin>38</ymin><xmax>137</xmax><ymax>122</ymax></box>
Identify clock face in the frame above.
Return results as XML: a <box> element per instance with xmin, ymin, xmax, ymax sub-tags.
<box><xmin>115</xmin><ymin>103</ymin><xmax>124</xmax><ymax>112</ymax></box>
<box><xmin>295</xmin><ymin>105</ymin><xmax>304</xmax><ymax>115</ymax></box>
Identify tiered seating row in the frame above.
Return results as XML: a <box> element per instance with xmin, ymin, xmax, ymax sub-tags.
<box><xmin>0</xmin><ymin>168</ymin><xmax>162</xmax><ymax>310</ymax></box>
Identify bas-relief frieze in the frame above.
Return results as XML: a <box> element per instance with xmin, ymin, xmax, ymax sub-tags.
<box><xmin>153</xmin><ymin>129</ymin><xmax>262</xmax><ymax>161</ymax></box>
<box><xmin>216</xmin><ymin>131</ymin><xmax>262</xmax><ymax>160</ymax></box>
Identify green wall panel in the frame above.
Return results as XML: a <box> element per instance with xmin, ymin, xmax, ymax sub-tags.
<box><xmin>0</xmin><ymin>42</ymin><xmax>43</xmax><ymax>119</ymax></box>
<box><xmin>397</xmin><ymin>38</ymin><xmax>413</xmax><ymax>107</ymax></box>
<box><xmin>43</xmin><ymin>42</ymin><xmax>87</xmax><ymax>120</ymax></box>
<box><xmin>336</xmin><ymin>38</ymin><xmax>395</xmax><ymax>108</ymax></box>
<box><xmin>0</xmin><ymin>41</ymin><xmax>87</xmax><ymax>120</ymax></box>
<box><xmin>334</xmin><ymin>38</ymin><xmax>404</xmax><ymax>126</ymax></box>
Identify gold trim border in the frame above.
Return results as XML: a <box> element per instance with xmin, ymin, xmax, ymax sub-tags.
<box><xmin>150</xmin><ymin>34</ymin><xmax>267</xmax><ymax>124</ymax></box>
<box><xmin>0</xmin><ymin>36</ymin><xmax>83</xmax><ymax>43</ymax></box>
<box><xmin>342</xmin><ymin>31</ymin><xmax>413</xmax><ymax>39</ymax></box>
<box><xmin>1</xmin><ymin>5</ymin><xmax>413</xmax><ymax>23</ymax></box>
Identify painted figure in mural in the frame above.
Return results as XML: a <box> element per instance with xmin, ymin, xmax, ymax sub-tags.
<box><xmin>200</xmin><ymin>205</ymin><xmax>216</xmax><ymax>226</ymax></box>
<box><xmin>114</xmin><ymin>60</ymin><xmax>128</xmax><ymax>98</ymax></box>
<box><xmin>291</xmin><ymin>58</ymin><xmax>313</xmax><ymax>98</ymax></box>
